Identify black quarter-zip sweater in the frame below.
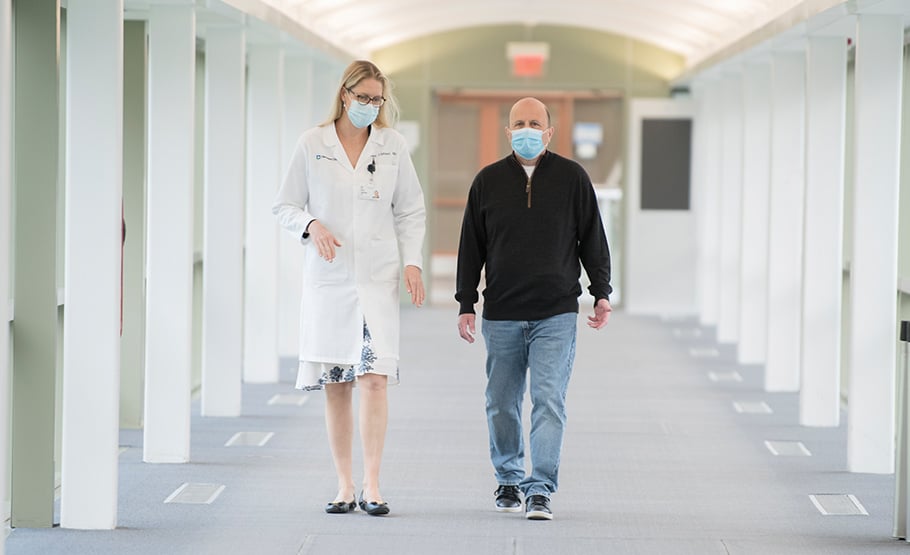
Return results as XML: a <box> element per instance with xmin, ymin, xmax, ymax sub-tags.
<box><xmin>455</xmin><ymin>151</ymin><xmax>613</xmax><ymax>321</ymax></box>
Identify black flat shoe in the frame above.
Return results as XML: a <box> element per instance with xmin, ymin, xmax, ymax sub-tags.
<box><xmin>325</xmin><ymin>499</ymin><xmax>357</xmax><ymax>514</ymax></box>
<box><xmin>358</xmin><ymin>491</ymin><xmax>390</xmax><ymax>516</ymax></box>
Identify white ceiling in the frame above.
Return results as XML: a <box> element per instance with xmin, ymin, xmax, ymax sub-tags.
<box><xmin>260</xmin><ymin>0</ymin><xmax>808</xmax><ymax>67</ymax></box>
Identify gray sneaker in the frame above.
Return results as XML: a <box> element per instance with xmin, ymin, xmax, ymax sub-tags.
<box><xmin>525</xmin><ymin>494</ymin><xmax>553</xmax><ymax>520</ymax></box>
<box><xmin>494</xmin><ymin>485</ymin><xmax>522</xmax><ymax>512</ymax></box>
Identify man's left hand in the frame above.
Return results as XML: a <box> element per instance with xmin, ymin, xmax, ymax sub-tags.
<box><xmin>587</xmin><ymin>298</ymin><xmax>612</xmax><ymax>329</ymax></box>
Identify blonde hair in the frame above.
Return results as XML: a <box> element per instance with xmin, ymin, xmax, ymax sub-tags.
<box><xmin>321</xmin><ymin>60</ymin><xmax>400</xmax><ymax>128</ymax></box>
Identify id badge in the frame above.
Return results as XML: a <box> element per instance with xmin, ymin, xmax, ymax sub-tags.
<box><xmin>359</xmin><ymin>183</ymin><xmax>381</xmax><ymax>201</ymax></box>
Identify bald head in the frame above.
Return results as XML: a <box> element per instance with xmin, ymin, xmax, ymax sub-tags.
<box><xmin>506</xmin><ymin>97</ymin><xmax>554</xmax><ymax>162</ymax></box>
<box><xmin>509</xmin><ymin>97</ymin><xmax>550</xmax><ymax>129</ymax></box>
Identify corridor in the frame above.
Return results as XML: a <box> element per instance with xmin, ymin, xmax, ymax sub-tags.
<box><xmin>4</xmin><ymin>1</ymin><xmax>910</xmax><ymax>553</ymax></box>
<box><xmin>6</xmin><ymin>307</ymin><xmax>903</xmax><ymax>554</ymax></box>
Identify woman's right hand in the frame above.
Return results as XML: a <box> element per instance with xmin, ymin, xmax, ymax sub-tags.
<box><xmin>308</xmin><ymin>220</ymin><xmax>342</xmax><ymax>262</ymax></box>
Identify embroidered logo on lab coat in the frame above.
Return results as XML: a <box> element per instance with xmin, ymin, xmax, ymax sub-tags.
<box><xmin>315</xmin><ymin>154</ymin><xmax>338</xmax><ymax>161</ymax></box>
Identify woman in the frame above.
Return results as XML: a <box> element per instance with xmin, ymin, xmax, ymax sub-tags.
<box><xmin>272</xmin><ymin>60</ymin><xmax>426</xmax><ymax>516</ymax></box>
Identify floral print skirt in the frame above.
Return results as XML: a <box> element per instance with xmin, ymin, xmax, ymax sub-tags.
<box><xmin>295</xmin><ymin>321</ymin><xmax>400</xmax><ymax>391</ymax></box>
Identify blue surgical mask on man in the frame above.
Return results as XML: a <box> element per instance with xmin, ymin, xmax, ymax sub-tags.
<box><xmin>346</xmin><ymin>101</ymin><xmax>380</xmax><ymax>129</ymax></box>
<box><xmin>510</xmin><ymin>128</ymin><xmax>546</xmax><ymax>160</ymax></box>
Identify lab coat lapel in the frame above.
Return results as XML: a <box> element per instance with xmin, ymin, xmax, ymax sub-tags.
<box><xmin>325</xmin><ymin>124</ymin><xmax>387</xmax><ymax>173</ymax></box>
<box><xmin>322</xmin><ymin>124</ymin><xmax>354</xmax><ymax>173</ymax></box>
<box><xmin>353</xmin><ymin>126</ymin><xmax>386</xmax><ymax>171</ymax></box>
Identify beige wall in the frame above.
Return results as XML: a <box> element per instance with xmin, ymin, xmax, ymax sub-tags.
<box><xmin>372</xmin><ymin>24</ymin><xmax>685</xmax><ymax>196</ymax></box>
<box><xmin>372</xmin><ymin>25</ymin><xmax>683</xmax><ymax>291</ymax></box>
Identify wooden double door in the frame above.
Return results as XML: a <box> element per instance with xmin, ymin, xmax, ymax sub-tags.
<box><xmin>430</xmin><ymin>91</ymin><xmax>622</xmax><ymax>256</ymax></box>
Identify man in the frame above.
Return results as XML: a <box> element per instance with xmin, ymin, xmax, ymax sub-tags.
<box><xmin>455</xmin><ymin>97</ymin><xmax>612</xmax><ymax>521</ymax></box>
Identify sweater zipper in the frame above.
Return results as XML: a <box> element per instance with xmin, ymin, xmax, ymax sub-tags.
<box><xmin>526</xmin><ymin>174</ymin><xmax>532</xmax><ymax>208</ymax></box>
<box><xmin>514</xmin><ymin>151</ymin><xmax>542</xmax><ymax>208</ymax></box>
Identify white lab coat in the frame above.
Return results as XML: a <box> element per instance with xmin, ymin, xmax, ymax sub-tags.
<box><xmin>272</xmin><ymin>124</ymin><xmax>426</xmax><ymax>368</ymax></box>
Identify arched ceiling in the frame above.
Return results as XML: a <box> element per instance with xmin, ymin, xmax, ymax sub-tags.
<box><xmin>262</xmin><ymin>0</ymin><xmax>806</xmax><ymax>68</ymax></box>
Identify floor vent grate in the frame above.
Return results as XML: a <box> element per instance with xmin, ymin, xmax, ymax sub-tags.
<box><xmin>809</xmin><ymin>494</ymin><xmax>867</xmax><ymax>515</ymax></box>
<box><xmin>733</xmin><ymin>401</ymin><xmax>773</xmax><ymax>414</ymax></box>
<box><xmin>164</xmin><ymin>483</ymin><xmax>226</xmax><ymax>505</ymax></box>
<box><xmin>708</xmin><ymin>371</ymin><xmax>743</xmax><ymax>383</ymax></box>
<box><xmin>225</xmin><ymin>431</ymin><xmax>275</xmax><ymax>447</ymax></box>
<box><xmin>765</xmin><ymin>441</ymin><xmax>811</xmax><ymax>456</ymax></box>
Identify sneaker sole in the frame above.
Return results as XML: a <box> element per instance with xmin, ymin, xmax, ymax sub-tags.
<box><xmin>525</xmin><ymin>510</ymin><xmax>553</xmax><ymax>520</ymax></box>
<box><xmin>496</xmin><ymin>506</ymin><xmax>523</xmax><ymax>513</ymax></box>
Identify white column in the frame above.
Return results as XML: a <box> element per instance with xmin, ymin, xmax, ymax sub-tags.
<box><xmin>800</xmin><ymin>35</ymin><xmax>847</xmax><ymax>427</ymax></box>
<box><xmin>244</xmin><ymin>45</ymin><xmax>283</xmax><ymax>383</ymax></box>
<box><xmin>717</xmin><ymin>73</ymin><xmax>744</xmax><ymax>345</ymax></box>
<box><xmin>0</xmin><ymin>0</ymin><xmax>12</xmax><ymax>542</ymax></box>
<box><xmin>59</xmin><ymin>0</ymin><xmax>123</xmax><ymax>529</ymax></box>
<box><xmin>144</xmin><ymin>4</ymin><xmax>195</xmax><ymax>462</ymax></box>
<box><xmin>314</xmin><ymin>59</ymin><xmax>338</xmax><ymax>109</ymax></box>
<box><xmin>766</xmin><ymin>50</ymin><xmax>806</xmax><ymax>392</ymax></box>
<box><xmin>738</xmin><ymin>61</ymin><xmax>772</xmax><ymax>365</ymax></box>
<box><xmin>847</xmin><ymin>14</ymin><xmax>903</xmax><ymax>474</ymax></box>
<box><xmin>201</xmin><ymin>26</ymin><xmax>245</xmax><ymax>417</ymax></box>
<box><xmin>277</xmin><ymin>54</ymin><xmax>313</xmax><ymax>360</ymax></box>
<box><xmin>695</xmin><ymin>80</ymin><xmax>721</xmax><ymax>327</ymax></box>
<box><xmin>690</xmin><ymin>84</ymin><xmax>705</xmax><ymax>318</ymax></box>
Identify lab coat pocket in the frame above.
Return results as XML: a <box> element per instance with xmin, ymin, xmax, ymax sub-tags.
<box><xmin>370</xmin><ymin>163</ymin><xmax>398</xmax><ymax>204</ymax></box>
<box><xmin>370</xmin><ymin>238</ymin><xmax>400</xmax><ymax>282</ymax></box>
<box><xmin>305</xmin><ymin>246</ymin><xmax>349</xmax><ymax>284</ymax></box>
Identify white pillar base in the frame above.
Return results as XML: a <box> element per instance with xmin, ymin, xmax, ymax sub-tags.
<box><xmin>765</xmin><ymin>51</ymin><xmax>806</xmax><ymax>393</ymax></box>
<box><xmin>59</xmin><ymin>0</ymin><xmax>124</xmax><ymax>530</ymax></box>
<box><xmin>717</xmin><ymin>74</ymin><xmax>744</xmax><ymax>346</ymax></box>
<box><xmin>143</xmin><ymin>4</ymin><xmax>195</xmax><ymax>463</ymax></box>
<box><xmin>846</xmin><ymin>14</ymin><xmax>903</xmax><ymax>474</ymax></box>
<box><xmin>201</xmin><ymin>26</ymin><xmax>245</xmax><ymax>418</ymax></box>
<box><xmin>800</xmin><ymin>35</ymin><xmax>847</xmax><ymax>428</ymax></box>
<box><xmin>695</xmin><ymin>81</ymin><xmax>721</xmax><ymax>328</ymax></box>
<box><xmin>738</xmin><ymin>62</ymin><xmax>771</xmax><ymax>365</ymax></box>
<box><xmin>243</xmin><ymin>46</ymin><xmax>283</xmax><ymax>384</ymax></box>
<box><xmin>277</xmin><ymin>54</ymin><xmax>314</xmax><ymax>360</ymax></box>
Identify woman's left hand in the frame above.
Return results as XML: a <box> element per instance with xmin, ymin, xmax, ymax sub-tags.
<box><xmin>404</xmin><ymin>265</ymin><xmax>425</xmax><ymax>307</ymax></box>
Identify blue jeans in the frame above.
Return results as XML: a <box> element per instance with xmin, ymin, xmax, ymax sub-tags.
<box><xmin>481</xmin><ymin>312</ymin><xmax>577</xmax><ymax>497</ymax></box>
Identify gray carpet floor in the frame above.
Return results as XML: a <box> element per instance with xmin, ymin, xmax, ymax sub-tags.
<box><xmin>5</xmin><ymin>307</ymin><xmax>909</xmax><ymax>554</ymax></box>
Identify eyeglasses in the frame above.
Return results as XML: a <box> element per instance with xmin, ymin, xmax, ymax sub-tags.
<box><xmin>346</xmin><ymin>87</ymin><xmax>385</xmax><ymax>107</ymax></box>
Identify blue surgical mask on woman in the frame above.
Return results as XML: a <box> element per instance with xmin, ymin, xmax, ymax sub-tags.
<box><xmin>510</xmin><ymin>128</ymin><xmax>546</xmax><ymax>160</ymax></box>
<box><xmin>346</xmin><ymin>100</ymin><xmax>380</xmax><ymax>129</ymax></box>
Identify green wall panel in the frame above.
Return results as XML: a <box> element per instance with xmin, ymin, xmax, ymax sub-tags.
<box><xmin>11</xmin><ymin>0</ymin><xmax>59</xmax><ymax>528</ymax></box>
<box><xmin>120</xmin><ymin>20</ymin><xmax>147</xmax><ymax>429</ymax></box>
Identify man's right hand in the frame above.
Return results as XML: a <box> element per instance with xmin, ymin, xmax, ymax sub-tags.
<box><xmin>458</xmin><ymin>313</ymin><xmax>476</xmax><ymax>343</ymax></box>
